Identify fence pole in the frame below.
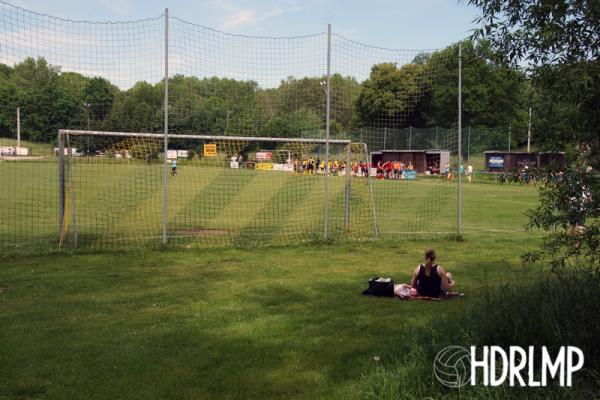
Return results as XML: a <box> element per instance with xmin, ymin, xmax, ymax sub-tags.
<box><xmin>162</xmin><ymin>8</ymin><xmax>169</xmax><ymax>245</ymax></box>
<box><xmin>66</xmin><ymin>133</ymin><xmax>77</xmax><ymax>247</ymax></box>
<box><xmin>457</xmin><ymin>43</ymin><xmax>462</xmax><ymax>238</ymax></box>
<box><xmin>383</xmin><ymin>127</ymin><xmax>387</xmax><ymax>150</ymax></box>
<box><xmin>16</xmin><ymin>107</ymin><xmax>20</xmax><ymax>148</ymax></box>
<box><xmin>344</xmin><ymin>144</ymin><xmax>350</xmax><ymax>231</ymax></box>
<box><xmin>508</xmin><ymin>123</ymin><xmax>511</xmax><ymax>152</ymax></box>
<box><xmin>323</xmin><ymin>23</ymin><xmax>331</xmax><ymax>240</ymax></box>
<box><xmin>363</xmin><ymin>143</ymin><xmax>379</xmax><ymax>238</ymax></box>
<box><xmin>409</xmin><ymin>126</ymin><xmax>412</xmax><ymax>150</ymax></box>
<box><xmin>435</xmin><ymin>125</ymin><xmax>439</xmax><ymax>148</ymax></box>
<box><xmin>58</xmin><ymin>131</ymin><xmax>65</xmax><ymax>243</ymax></box>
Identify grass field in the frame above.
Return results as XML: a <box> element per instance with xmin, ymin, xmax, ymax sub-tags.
<box><xmin>0</xmin><ymin>157</ymin><xmax>537</xmax><ymax>251</ymax></box>
<box><xmin>0</xmin><ymin>170</ymin><xmax>544</xmax><ymax>399</ymax></box>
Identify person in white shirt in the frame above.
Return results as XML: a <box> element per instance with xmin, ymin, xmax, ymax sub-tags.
<box><xmin>466</xmin><ymin>163</ymin><xmax>473</xmax><ymax>182</ymax></box>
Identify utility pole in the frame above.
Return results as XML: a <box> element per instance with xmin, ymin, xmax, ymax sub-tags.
<box><xmin>527</xmin><ymin>107</ymin><xmax>532</xmax><ymax>152</ymax></box>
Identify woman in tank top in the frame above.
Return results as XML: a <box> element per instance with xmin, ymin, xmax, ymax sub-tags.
<box><xmin>410</xmin><ymin>249</ymin><xmax>451</xmax><ymax>298</ymax></box>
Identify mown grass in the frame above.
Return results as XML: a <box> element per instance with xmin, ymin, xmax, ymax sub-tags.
<box><xmin>3</xmin><ymin>155</ymin><xmax>582</xmax><ymax>399</ymax></box>
<box><xmin>0</xmin><ymin>157</ymin><xmax>539</xmax><ymax>251</ymax></box>
<box><xmin>0</xmin><ymin>233</ymin><xmax>544</xmax><ymax>400</ymax></box>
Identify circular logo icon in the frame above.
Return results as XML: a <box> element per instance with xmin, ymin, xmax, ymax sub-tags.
<box><xmin>433</xmin><ymin>346</ymin><xmax>471</xmax><ymax>388</ymax></box>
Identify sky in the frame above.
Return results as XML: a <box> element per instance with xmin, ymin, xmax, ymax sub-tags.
<box><xmin>8</xmin><ymin>0</ymin><xmax>480</xmax><ymax>50</ymax></box>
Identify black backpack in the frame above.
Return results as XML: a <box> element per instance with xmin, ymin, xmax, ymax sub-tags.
<box><xmin>362</xmin><ymin>277</ymin><xmax>395</xmax><ymax>297</ymax></box>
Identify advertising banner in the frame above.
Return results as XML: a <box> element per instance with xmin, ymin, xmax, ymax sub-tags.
<box><xmin>204</xmin><ymin>143</ymin><xmax>217</xmax><ymax>157</ymax></box>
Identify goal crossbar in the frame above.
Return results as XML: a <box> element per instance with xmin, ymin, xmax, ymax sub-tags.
<box><xmin>58</xmin><ymin>130</ymin><xmax>352</xmax><ymax>145</ymax></box>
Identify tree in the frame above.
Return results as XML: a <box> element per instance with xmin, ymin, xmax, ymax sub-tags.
<box><xmin>425</xmin><ymin>40</ymin><xmax>529</xmax><ymax>133</ymax></box>
<box><xmin>468</xmin><ymin>0</ymin><xmax>600</xmax><ymax>269</ymax></box>
<box><xmin>468</xmin><ymin>0</ymin><xmax>600</xmax><ymax>163</ymax></box>
<box><xmin>1</xmin><ymin>57</ymin><xmax>85</xmax><ymax>142</ymax></box>
<box><xmin>84</xmin><ymin>77</ymin><xmax>115</xmax><ymax>125</ymax></box>
<box><xmin>355</xmin><ymin>62</ymin><xmax>426</xmax><ymax>127</ymax></box>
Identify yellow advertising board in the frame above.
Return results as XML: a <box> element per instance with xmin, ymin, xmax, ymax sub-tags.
<box><xmin>255</xmin><ymin>162</ymin><xmax>273</xmax><ymax>171</ymax></box>
<box><xmin>203</xmin><ymin>143</ymin><xmax>217</xmax><ymax>157</ymax></box>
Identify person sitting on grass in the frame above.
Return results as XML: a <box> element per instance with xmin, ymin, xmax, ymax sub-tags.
<box><xmin>394</xmin><ymin>249</ymin><xmax>453</xmax><ymax>298</ymax></box>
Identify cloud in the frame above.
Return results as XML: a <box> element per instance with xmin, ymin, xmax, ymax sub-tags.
<box><xmin>213</xmin><ymin>0</ymin><xmax>295</xmax><ymax>31</ymax></box>
<box><xmin>220</xmin><ymin>9</ymin><xmax>256</xmax><ymax>30</ymax></box>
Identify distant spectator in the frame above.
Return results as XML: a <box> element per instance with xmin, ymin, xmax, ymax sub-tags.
<box><xmin>466</xmin><ymin>163</ymin><xmax>473</xmax><ymax>182</ymax></box>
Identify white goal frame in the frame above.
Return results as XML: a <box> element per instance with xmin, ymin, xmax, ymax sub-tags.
<box><xmin>57</xmin><ymin>129</ymin><xmax>378</xmax><ymax>247</ymax></box>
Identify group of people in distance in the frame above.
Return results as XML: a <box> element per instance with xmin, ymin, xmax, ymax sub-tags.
<box><xmin>443</xmin><ymin>162</ymin><xmax>474</xmax><ymax>182</ymax></box>
<box><xmin>293</xmin><ymin>159</ymin><xmax>371</xmax><ymax>177</ymax></box>
<box><xmin>375</xmin><ymin>160</ymin><xmax>414</xmax><ymax>180</ymax></box>
<box><xmin>294</xmin><ymin>159</ymin><xmax>347</xmax><ymax>175</ymax></box>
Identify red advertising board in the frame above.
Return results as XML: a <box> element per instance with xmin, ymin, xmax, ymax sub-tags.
<box><xmin>255</xmin><ymin>151</ymin><xmax>272</xmax><ymax>161</ymax></box>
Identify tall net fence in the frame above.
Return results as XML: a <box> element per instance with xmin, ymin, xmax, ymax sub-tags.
<box><xmin>0</xmin><ymin>1</ymin><xmax>467</xmax><ymax>252</ymax></box>
<box><xmin>330</xmin><ymin>35</ymin><xmax>459</xmax><ymax>236</ymax></box>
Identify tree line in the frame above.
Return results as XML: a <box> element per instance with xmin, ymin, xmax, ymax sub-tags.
<box><xmin>0</xmin><ymin>39</ymin><xmax>533</xmax><ymax>151</ymax></box>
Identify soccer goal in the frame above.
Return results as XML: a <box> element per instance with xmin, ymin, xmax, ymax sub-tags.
<box><xmin>57</xmin><ymin>130</ymin><xmax>378</xmax><ymax>249</ymax></box>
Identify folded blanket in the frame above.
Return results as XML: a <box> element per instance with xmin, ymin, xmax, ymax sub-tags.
<box><xmin>396</xmin><ymin>291</ymin><xmax>464</xmax><ymax>301</ymax></box>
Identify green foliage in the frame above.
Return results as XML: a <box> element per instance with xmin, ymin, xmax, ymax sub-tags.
<box><xmin>525</xmin><ymin>170</ymin><xmax>599</xmax><ymax>271</ymax></box>
<box><xmin>468</xmin><ymin>0</ymin><xmax>600</xmax><ymax>164</ymax></box>
<box><xmin>356</xmin><ymin>62</ymin><xmax>426</xmax><ymax>125</ymax></box>
<box><xmin>1</xmin><ymin>47</ymin><xmax>530</xmax><ymax>146</ymax></box>
<box><xmin>427</xmin><ymin>40</ymin><xmax>529</xmax><ymax>131</ymax></box>
<box><xmin>83</xmin><ymin>77</ymin><xmax>115</xmax><ymax>124</ymax></box>
<box><xmin>469</xmin><ymin>0</ymin><xmax>600</xmax><ymax>270</ymax></box>
<box><xmin>0</xmin><ymin>57</ymin><xmax>85</xmax><ymax>142</ymax></box>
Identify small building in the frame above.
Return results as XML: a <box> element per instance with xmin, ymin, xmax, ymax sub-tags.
<box><xmin>484</xmin><ymin>151</ymin><xmax>566</xmax><ymax>171</ymax></box>
<box><xmin>370</xmin><ymin>149</ymin><xmax>450</xmax><ymax>173</ymax></box>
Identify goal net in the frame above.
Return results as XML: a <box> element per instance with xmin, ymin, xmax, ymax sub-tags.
<box><xmin>57</xmin><ymin>130</ymin><xmax>376</xmax><ymax>249</ymax></box>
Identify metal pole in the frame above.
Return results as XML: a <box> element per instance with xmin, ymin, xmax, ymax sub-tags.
<box><xmin>66</xmin><ymin>133</ymin><xmax>77</xmax><ymax>247</ymax></box>
<box><xmin>409</xmin><ymin>126</ymin><xmax>412</xmax><ymax>151</ymax></box>
<box><xmin>58</xmin><ymin>131</ymin><xmax>65</xmax><ymax>243</ymax></box>
<box><xmin>364</xmin><ymin>143</ymin><xmax>379</xmax><ymax>238</ymax></box>
<box><xmin>457</xmin><ymin>43</ymin><xmax>462</xmax><ymax>238</ymax></box>
<box><xmin>527</xmin><ymin>107</ymin><xmax>532</xmax><ymax>152</ymax></box>
<box><xmin>16</xmin><ymin>107</ymin><xmax>20</xmax><ymax>148</ymax></box>
<box><xmin>344</xmin><ymin>144</ymin><xmax>350</xmax><ymax>231</ymax></box>
<box><xmin>435</xmin><ymin>125</ymin><xmax>439</xmax><ymax>148</ymax></box>
<box><xmin>162</xmin><ymin>8</ymin><xmax>169</xmax><ymax>245</ymax></box>
<box><xmin>383</xmin><ymin>127</ymin><xmax>387</xmax><ymax>150</ymax></box>
<box><xmin>508</xmin><ymin>123</ymin><xmax>511</xmax><ymax>152</ymax></box>
<box><xmin>323</xmin><ymin>23</ymin><xmax>331</xmax><ymax>240</ymax></box>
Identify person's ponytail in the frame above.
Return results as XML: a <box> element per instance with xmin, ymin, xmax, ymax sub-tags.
<box><xmin>424</xmin><ymin>248</ymin><xmax>436</xmax><ymax>277</ymax></box>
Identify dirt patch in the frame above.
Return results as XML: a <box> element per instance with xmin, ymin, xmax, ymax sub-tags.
<box><xmin>0</xmin><ymin>286</ymin><xmax>8</xmax><ymax>293</ymax></box>
<box><xmin>171</xmin><ymin>228</ymin><xmax>230</xmax><ymax>236</ymax></box>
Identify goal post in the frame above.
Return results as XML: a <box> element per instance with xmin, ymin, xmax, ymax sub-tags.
<box><xmin>57</xmin><ymin>129</ymin><xmax>377</xmax><ymax>249</ymax></box>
